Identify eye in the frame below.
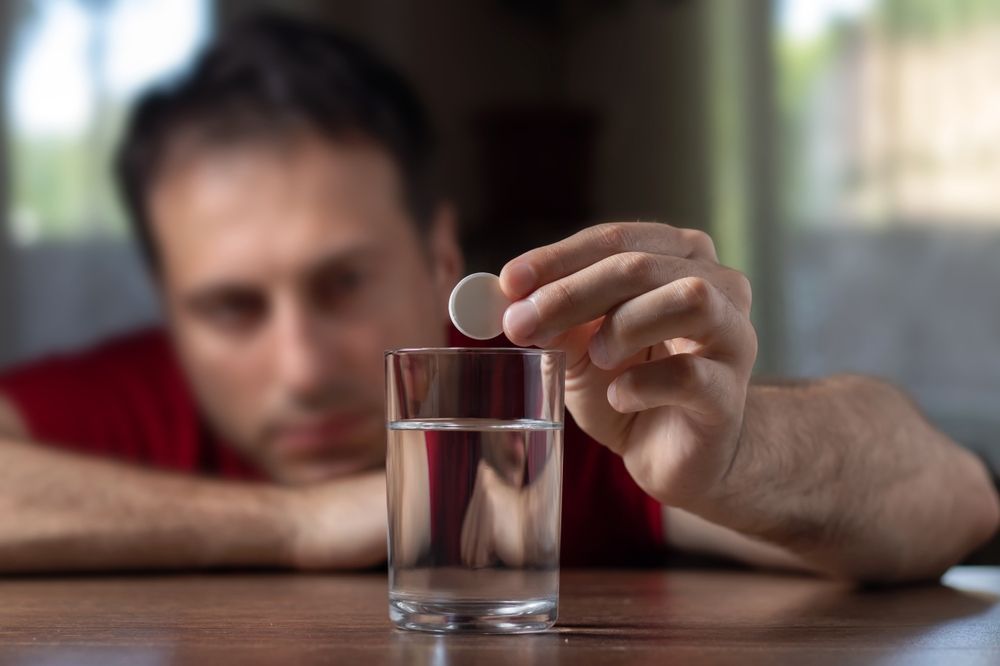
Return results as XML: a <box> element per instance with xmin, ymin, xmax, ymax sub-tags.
<box><xmin>193</xmin><ymin>290</ymin><xmax>267</xmax><ymax>333</ymax></box>
<box><xmin>332</xmin><ymin>269</ymin><xmax>363</xmax><ymax>291</ymax></box>
<box><xmin>311</xmin><ymin>267</ymin><xmax>368</xmax><ymax>311</ymax></box>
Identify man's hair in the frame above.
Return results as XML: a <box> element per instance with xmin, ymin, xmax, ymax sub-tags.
<box><xmin>116</xmin><ymin>13</ymin><xmax>437</xmax><ymax>271</ymax></box>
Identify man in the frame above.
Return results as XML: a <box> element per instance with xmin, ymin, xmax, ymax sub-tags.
<box><xmin>0</xmin><ymin>15</ymin><xmax>995</xmax><ymax>580</ymax></box>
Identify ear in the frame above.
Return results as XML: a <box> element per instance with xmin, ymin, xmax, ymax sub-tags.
<box><xmin>426</xmin><ymin>202</ymin><xmax>464</xmax><ymax>318</ymax></box>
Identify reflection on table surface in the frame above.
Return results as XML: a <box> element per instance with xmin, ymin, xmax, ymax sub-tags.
<box><xmin>0</xmin><ymin>567</ymin><xmax>995</xmax><ymax>665</ymax></box>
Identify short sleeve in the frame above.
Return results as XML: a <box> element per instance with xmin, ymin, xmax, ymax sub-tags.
<box><xmin>0</xmin><ymin>330</ymin><xmax>203</xmax><ymax>472</ymax></box>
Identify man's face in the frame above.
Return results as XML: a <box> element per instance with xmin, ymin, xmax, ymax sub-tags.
<box><xmin>149</xmin><ymin>134</ymin><xmax>461</xmax><ymax>484</ymax></box>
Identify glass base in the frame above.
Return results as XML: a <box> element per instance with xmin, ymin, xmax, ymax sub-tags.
<box><xmin>389</xmin><ymin>594</ymin><xmax>558</xmax><ymax>633</ymax></box>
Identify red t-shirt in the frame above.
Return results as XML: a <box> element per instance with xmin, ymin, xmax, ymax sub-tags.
<box><xmin>0</xmin><ymin>328</ymin><xmax>664</xmax><ymax>566</ymax></box>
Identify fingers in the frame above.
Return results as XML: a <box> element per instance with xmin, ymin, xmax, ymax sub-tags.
<box><xmin>502</xmin><ymin>250</ymin><xmax>749</xmax><ymax>348</ymax></box>
<box><xmin>608</xmin><ymin>353</ymin><xmax>737</xmax><ymax>423</ymax></box>
<box><xmin>499</xmin><ymin>222</ymin><xmax>719</xmax><ymax>299</ymax></box>
<box><xmin>589</xmin><ymin>277</ymin><xmax>757</xmax><ymax>371</ymax></box>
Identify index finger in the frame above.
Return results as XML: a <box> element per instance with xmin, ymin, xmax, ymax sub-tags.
<box><xmin>499</xmin><ymin>222</ymin><xmax>718</xmax><ymax>299</ymax></box>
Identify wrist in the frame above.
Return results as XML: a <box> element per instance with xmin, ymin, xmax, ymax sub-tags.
<box><xmin>687</xmin><ymin>388</ymin><xmax>775</xmax><ymax>528</ymax></box>
<box><xmin>177</xmin><ymin>480</ymin><xmax>299</xmax><ymax>569</ymax></box>
<box><xmin>283</xmin><ymin>470</ymin><xmax>388</xmax><ymax>571</ymax></box>
<box><xmin>267</xmin><ymin>484</ymin><xmax>304</xmax><ymax>569</ymax></box>
<box><xmin>281</xmin><ymin>484</ymin><xmax>325</xmax><ymax>570</ymax></box>
<box><xmin>225</xmin><ymin>482</ymin><xmax>301</xmax><ymax>569</ymax></box>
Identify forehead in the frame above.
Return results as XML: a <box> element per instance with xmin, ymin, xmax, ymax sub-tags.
<box><xmin>148</xmin><ymin>135</ymin><xmax>417</xmax><ymax>290</ymax></box>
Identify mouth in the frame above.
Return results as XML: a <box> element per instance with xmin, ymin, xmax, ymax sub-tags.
<box><xmin>274</xmin><ymin>411</ymin><xmax>375</xmax><ymax>458</ymax></box>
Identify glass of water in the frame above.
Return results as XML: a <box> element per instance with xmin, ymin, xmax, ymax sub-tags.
<box><xmin>385</xmin><ymin>347</ymin><xmax>565</xmax><ymax>633</ymax></box>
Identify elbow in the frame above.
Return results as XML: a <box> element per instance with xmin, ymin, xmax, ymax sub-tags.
<box><xmin>876</xmin><ymin>465</ymin><xmax>1000</xmax><ymax>586</ymax></box>
<box><xmin>894</xmin><ymin>469</ymin><xmax>1000</xmax><ymax>586</ymax></box>
<box><xmin>985</xmin><ymin>485</ymin><xmax>1000</xmax><ymax>541</ymax></box>
<box><xmin>824</xmin><ymin>472</ymin><xmax>1000</xmax><ymax>587</ymax></box>
<box><xmin>968</xmin><ymin>475</ymin><xmax>1000</xmax><ymax>556</ymax></box>
<box><xmin>952</xmin><ymin>452</ymin><xmax>1000</xmax><ymax>569</ymax></box>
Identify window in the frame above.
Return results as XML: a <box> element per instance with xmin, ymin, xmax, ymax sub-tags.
<box><xmin>773</xmin><ymin>0</ymin><xmax>1000</xmax><ymax>457</ymax></box>
<box><xmin>5</xmin><ymin>0</ymin><xmax>211</xmax><ymax>244</ymax></box>
<box><xmin>777</xmin><ymin>0</ymin><xmax>1000</xmax><ymax>228</ymax></box>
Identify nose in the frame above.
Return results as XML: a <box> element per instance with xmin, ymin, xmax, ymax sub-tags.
<box><xmin>272</xmin><ymin>296</ymin><xmax>335</xmax><ymax>402</ymax></box>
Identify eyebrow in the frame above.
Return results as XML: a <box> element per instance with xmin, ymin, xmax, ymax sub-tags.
<box><xmin>303</xmin><ymin>244</ymin><xmax>382</xmax><ymax>279</ymax></box>
<box><xmin>182</xmin><ymin>242</ymin><xmax>384</xmax><ymax>308</ymax></box>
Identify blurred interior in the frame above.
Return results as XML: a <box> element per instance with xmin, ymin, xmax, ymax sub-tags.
<box><xmin>0</xmin><ymin>0</ymin><xmax>997</xmax><ymax>478</ymax></box>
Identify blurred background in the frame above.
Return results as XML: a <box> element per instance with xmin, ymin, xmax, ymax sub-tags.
<box><xmin>0</xmin><ymin>0</ymin><xmax>997</xmax><ymax>475</ymax></box>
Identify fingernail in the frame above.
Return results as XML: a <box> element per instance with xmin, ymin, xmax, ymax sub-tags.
<box><xmin>504</xmin><ymin>299</ymin><xmax>540</xmax><ymax>341</ymax></box>
<box><xmin>607</xmin><ymin>381</ymin><xmax>619</xmax><ymax>408</ymax></box>
<box><xmin>501</xmin><ymin>262</ymin><xmax>537</xmax><ymax>298</ymax></box>
<box><xmin>589</xmin><ymin>335</ymin><xmax>611</xmax><ymax>369</ymax></box>
<box><xmin>607</xmin><ymin>380</ymin><xmax>633</xmax><ymax>413</ymax></box>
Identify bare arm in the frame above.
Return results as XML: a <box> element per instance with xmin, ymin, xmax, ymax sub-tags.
<box><xmin>498</xmin><ymin>222</ymin><xmax>997</xmax><ymax>583</ymax></box>
<box><xmin>664</xmin><ymin>507</ymin><xmax>818</xmax><ymax>574</ymax></box>
<box><xmin>683</xmin><ymin>376</ymin><xmax>1000</xmax><ymax>582</ymax></box>
<box><xmin>0</xmin><ymin>395</ymin><xmax>386</xmax><ymax>572</ymax></box>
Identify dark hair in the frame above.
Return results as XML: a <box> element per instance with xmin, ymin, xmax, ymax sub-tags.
<box><xmin>116</xmin><ymin>13</ymin><xmax>437</xmax><ymax>271</ymax></box>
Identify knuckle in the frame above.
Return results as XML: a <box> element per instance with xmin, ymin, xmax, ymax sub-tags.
<box><xmin>716</xmin><ymin>303</ymin><xmax>752</xmax><ymax>357</ymax></box>
<box><xmin>672</xmin><ymin>353</ymin><xmax>704</xmax><ymax>389</ymax></box>
<box><xmin>727</xmin><ymin>269</ymin><xmax>753</xmax><ymax>310</ymax></box>
<box><xmin>604</xmin><ymin>303</ymin><xmax>634</xmax><ymax>338</ymax></box>
<box><xmin>683</xmin><ymin>228</ymin><xmax>717</xmax><ymax>258</ymax></box>
<box><xmin>674</xmin><ymin>276</ymin><xmax>714</xmax><ymax>316</ymax></box>
<box><xmin>615</xmin><ymin>251</ymin><xmax>658</xmax><ymax>283</ymax></box>
<box><xmin>534</xmin><ymin>245</ymin><xmax>566</xmax><ymax>277</ymax></box>
<box><xmin>597</xmin><ymin>308</ymin><xmax>634</xmax><ymax>362</ymax></box>
<box><xmin>593</xmin><ymin>222</ymin><xmax>634</xmax><ymax>251</ymax></box>
<box><xmin>729</xmin><ymin>312</ymin><xmax>759</xmax><ymax>364</ymax></box>
<box><xmin>746</xmin><ymin>321</ymin><xmax>760</xmax><ymax>362</ymax></box>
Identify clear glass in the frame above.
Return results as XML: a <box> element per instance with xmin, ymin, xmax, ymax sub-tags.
<box><xmin>385</xmin><ymin>347</ymin><xmax>565</xmax><ymax>633</ymax></box>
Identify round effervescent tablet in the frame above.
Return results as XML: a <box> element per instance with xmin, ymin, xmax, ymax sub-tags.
<box><xmin>449</xmin><ymin>272</ymin><xmax>510</xmax><ymax>340</ymax></box>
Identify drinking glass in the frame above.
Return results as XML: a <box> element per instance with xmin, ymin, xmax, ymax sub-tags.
<box><xmin>385</xmin><ymin>347</ymin><xmax>565</xmax><ymax>633</ymax></box>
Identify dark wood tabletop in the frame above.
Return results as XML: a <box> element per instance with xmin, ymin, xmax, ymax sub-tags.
<box><xmin>0</xmin><ymin>566</ymin><xmax>997</xmax><ymax>665</ymax></box>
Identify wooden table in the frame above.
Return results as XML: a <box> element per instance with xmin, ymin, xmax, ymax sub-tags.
<box><xmin>0</xmin><ymin>567</ymin><xmax>997</xmax><ymax>665</ymax></box>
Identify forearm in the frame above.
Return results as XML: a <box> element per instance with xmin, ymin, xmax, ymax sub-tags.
<box><xmin>0</xmin><ymin>436</ymin><xmax>300</xmax><ymax>572</ymax></box>
<box><xmin>0</xmin><ymin>433</ymin><xmax>388</xmax><ymax>572</ymax></box>
<box><xmin>696</xmin><ymin>375</ymin><xmax>999</xmax><ymax>582</ymax></box>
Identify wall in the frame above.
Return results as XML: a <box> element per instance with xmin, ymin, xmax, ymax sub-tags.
<box><xmin>0</xmin><ymin>0</ymin><xmax>715</xmax><ymax>365</ymax></box>
<box><xmin>218</xmin><ymin>0</ymin><xmax>713</xmax><ymax>259</ymax></box>
<box><xmin>563</xmin><ymin>0</ymin><xmax>709</xmax><ymax>227</ymax></box>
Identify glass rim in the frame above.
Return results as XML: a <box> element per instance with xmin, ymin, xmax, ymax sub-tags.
<box><xmin>385</xmin><ymin>347</ymin><xmax>563</xmax><ymax>357</ymax></box>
